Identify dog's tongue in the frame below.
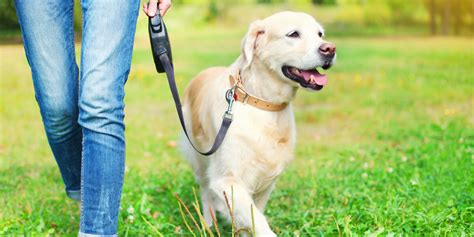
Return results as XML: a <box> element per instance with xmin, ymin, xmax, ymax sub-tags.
<box><xmin>300</xmin><ymin>69</ymin><xmax>327</xmax><ymax>86</ymax></box>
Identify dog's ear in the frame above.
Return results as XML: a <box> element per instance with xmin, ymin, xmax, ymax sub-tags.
<box><xmin>241</xmin><ymin>20</ymin><xmax>265</xmax><ymax>69</ymax></box>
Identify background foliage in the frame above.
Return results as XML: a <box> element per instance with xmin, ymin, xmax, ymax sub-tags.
<box><xmin>1</xmin><ymin>0</ymin><xmax>473</xmax><ymax>36</ymax></box>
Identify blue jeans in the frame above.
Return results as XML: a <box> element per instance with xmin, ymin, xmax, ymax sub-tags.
<box><xmin>14</xmin><ymin>0</ymin><xmax>140</xmax><ymax>235</ymax></box>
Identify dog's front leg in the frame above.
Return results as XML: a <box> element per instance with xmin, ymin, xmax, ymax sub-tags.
<box><xmin>210</xmin><ymin>179</ymin><xmax>276</xmax><ymax>237</ymax></box>
<box><xmin>254</xmin><ymin>182</ymin><xmax>276</xmax><ymax>213</ymax></box>
<box><xmin>200</xmin><ymin>186</ymin><xmax>215</xmax><ymax>226</ymax></box>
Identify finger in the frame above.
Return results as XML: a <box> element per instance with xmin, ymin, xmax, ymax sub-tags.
<box><xmin>143</xmin><ymin>3</ymin><xmax>149</xmax><ymax>14</ymax></box>
<box><xmin>148</xmin><ymin>0</ymin><xmax>158</xmax><ymax>17</ymax></box>
<box><xmin>159</xmin><ymin>0</ymin><xmax>171</xmax><ymax>16</ymax></box>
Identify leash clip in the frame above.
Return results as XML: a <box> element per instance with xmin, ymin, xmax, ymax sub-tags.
<box><xmin>224</xmin><ymin>87</ymin><xmax>236</xmax><ymax>120</ymax></box>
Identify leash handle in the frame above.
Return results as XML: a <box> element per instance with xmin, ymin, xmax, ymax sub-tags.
<box><xmin>159</xmin><ymin>54</ymin><xmax>233</xmax><ymax>156</ymax></box>
<box><xmin>149</xmin><ymin>12</ymin><xmax>172</xmax><ymax>73</ymax></box>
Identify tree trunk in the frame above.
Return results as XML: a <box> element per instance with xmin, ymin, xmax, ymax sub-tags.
<box><xmin>441</xmin><ymin>0</ymin><xmax>450</xmax><ymax>35</ymax></box>
<box><xmin>429</xmin><ymin>0</ymin><xmax>437</xmax><ymax>35</ymax></box>
<box><xmin>453</xmin><ymin>15</ymin><xmax>461</xmax><ymax>35</ymax></box>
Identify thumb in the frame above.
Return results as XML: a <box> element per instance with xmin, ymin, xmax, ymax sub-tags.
<box><xmin>147</xmin><ymin>0</ymin><xmax>158</xmax><ymax>17</ymax></box>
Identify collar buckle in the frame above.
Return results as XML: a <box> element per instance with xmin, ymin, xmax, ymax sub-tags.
<box><xmin>228</xmin><ymin>73</ymin><xmax>288</xmax><ymax>112</ymax></box>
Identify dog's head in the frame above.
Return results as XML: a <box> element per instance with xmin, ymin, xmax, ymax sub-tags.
<box><xmin>241</xmin><ymin>11</ymin><xmax>336</xmax><ymax>91</ymax></box>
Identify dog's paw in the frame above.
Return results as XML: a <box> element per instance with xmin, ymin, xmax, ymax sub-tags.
<box><xmin>256</xmin><ymin>230</ymin><xmax>277</xmax><ymax>237</ymax></box>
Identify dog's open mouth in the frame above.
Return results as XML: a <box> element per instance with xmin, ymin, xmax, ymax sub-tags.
<box><xmin>282</xmin><ymin>66</ymin><xmax>328</xmax><ymax>90</ymax></box>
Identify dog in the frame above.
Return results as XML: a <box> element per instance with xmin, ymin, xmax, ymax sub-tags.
<box><xmin>181</xmin><ymin>11</ymin><xmax>336</xmax><ymax>236</ymax></box>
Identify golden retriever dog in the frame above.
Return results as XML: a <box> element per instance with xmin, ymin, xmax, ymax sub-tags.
<box><xmin>181</xmin><ymin>11</ymin><xmax>336</xmax><ymax>236</ymax></box>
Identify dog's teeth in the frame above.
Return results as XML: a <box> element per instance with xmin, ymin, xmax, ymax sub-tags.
<box><xmin>309</xmin><ymin>75</ymin><xmax>316</xmax><ymax>83</ymax></box>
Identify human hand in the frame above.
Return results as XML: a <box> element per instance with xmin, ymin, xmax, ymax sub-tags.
<box><xmin>143</xmin><ymin>0</ymin><xmax>171</xmax><ymax>17</ymax></box>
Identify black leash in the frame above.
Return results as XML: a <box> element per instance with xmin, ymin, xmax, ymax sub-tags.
<box><xmin>148</xmin><ymin>13</ymin><xmax>234</xmax><ymax>156</ymax></box>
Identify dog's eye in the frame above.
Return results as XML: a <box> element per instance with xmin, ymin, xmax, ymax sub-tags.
<box><xmin>318</xmin><ymin>32</ymin><xmax>323</xmax><ymax>37</ymax></box>
<box><xmin>286</xmin><ymin>31</ymin><xmax>300</xmax><ymax>38</ymax></box>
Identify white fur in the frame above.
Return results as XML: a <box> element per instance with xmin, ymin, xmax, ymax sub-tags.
<box><xmin>180</xmin><ymin>11</ymin><xmax>335</xmax><ymax>236</ymax></box>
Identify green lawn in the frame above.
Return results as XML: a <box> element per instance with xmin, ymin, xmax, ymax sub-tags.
<box><xmin>1</xmin><ymin>9</ymin><xmax>473</xmax><ymax>236</ymax></box>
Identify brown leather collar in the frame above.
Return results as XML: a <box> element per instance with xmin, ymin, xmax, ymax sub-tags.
<box><xmin>229</xmin><ymin>74</ymin><xmax>288</xmax><ymax>112</ymax></box>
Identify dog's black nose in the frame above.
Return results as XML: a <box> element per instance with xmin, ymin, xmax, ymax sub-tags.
<box><xmin>319</xmin><ymin>43</ymin><xmax>336</xmax><ymax>57</ymax></box>
<box><xmin>322</xmin><ymin>63</ymin><xmax>332</xmax><ymax>70</ymax></box>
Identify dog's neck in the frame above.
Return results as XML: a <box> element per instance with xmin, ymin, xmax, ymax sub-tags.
<box><xmin>231</xmin><ymin>56</ymin><xmax>297</xmax><ymax>105</ymax></box>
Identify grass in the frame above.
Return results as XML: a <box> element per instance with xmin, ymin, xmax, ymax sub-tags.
<box><xmin>1</xmin><ymin>7</ymin><xmax>473</xmax><ymax>236</ymax></box>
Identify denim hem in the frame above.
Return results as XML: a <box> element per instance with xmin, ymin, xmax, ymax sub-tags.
<box><xmin>78</xmin><ymin>231</ymin><xmax>117</xmax><ymax>237</ymax></box>
<box><xmin>66</xmin><ymin>189</ymin><xmax>81</xmax><ymax>202</ymax></box>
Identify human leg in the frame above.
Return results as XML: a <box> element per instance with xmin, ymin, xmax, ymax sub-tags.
<box><xmin>14</xmin><ymin>0</ymin><xmax>82</xmax><ymax>200</ymax></box>
<box><xmin>78</xmin><ymin>0</ymin><xmax>140</xmax><ymax>235</ymax></box>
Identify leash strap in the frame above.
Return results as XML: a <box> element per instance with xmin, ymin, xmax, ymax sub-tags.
<box><xmin>159</xmin><ymin>53</ymin><xmax>233</xmax><ymax>156</ymax></box>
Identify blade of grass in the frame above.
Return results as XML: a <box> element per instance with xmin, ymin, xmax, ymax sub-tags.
<box><xmin>192</xmin><ymin>187</ymin><xmax>206</xmax><ymax>237</ymax></box>
<box><xmin>251</xmin><ymin>204</ymin><xmax>256</xmax><ymax>237</ymax></box>
<box><xmin>333</xmin><ymin>215</ymin><xmax>341</xmax><ymax>237</ymax></box>
<box><xmin>193</xmin><ymin>203</ymin><xmax>214</xmax><ymax>237</ymax></box>
<box><xmin>232</xmin><ymin>186</ymin><xmax>235</xmax><ymax>237</ymax></box>
<box><xmin>141</xmin><ymin>215</ymin><xmax>164</xmax><ymax>237</ymax></box>
<box><xmin>175</xmin><ymin>193</ymin><xmax>201</xmax><ymax>234</ymax></box>
<box><xmin>177</xmin><ymin>201</ymin><xmax>197</xmax><ymax>237</ymax></box>
<box><xmin>209</xmin><ymin>206</ymin><xmax>221</xmax><ymax>237</ymax></box>
<box><xmin>223</xmin><ymin>190</ymin><xmax>235</xmax><ymax>237</ymax></box>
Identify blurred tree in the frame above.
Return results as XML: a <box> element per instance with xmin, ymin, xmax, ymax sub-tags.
<box><xmin>1</xmin><ymin>0</ymin><xmax>473</xmax><ymax>36</ymax></box>
<box><xmin>427</xmin><ymin>0</ymin><xmax>437</xmax><ymax>34</ymax></box>
<box><xmin>205</xmin><ymin>0</ymin><xmax>236</xmax><ymax>21</ymax></box>
<box><xmin>257</xmin><ymin>0</ymin><xmax>287</xmax><ymax>3</ymax></box>
<box><xmin>311</xmin><ymin>0</ymin><xmax>337</xmax><ymax>5</ymax></box>
<box><xmin>441</xmin><ymin>0</ymin><xmax>450</xmax><ymax>35</ymax></box>
<box><xmin>206</xmin><ymin>0</ymin><xmax>219</xmax><ymax>21</ymax></box>
<box><xmin>0</xmin><ymin>0</ymin><xmax>19</xmax><ymax>30</ymax></box>
<box><xmin>385</xmin><ymin>0</ymin><xmax>421</xmax><ymax>25</ymax></box>
<box><xmin>451</xmin><ymin>0</ymin><xmax>473</xmax><ymax>35</ymax></box>
<box><xmin>424</xmin><ymin>0</ymin><xmax>473</xmax><ymax>35</ymax></box>
<box><xmin>74</xmin><ymin>0</ymin><xmax>82</xmax><ymax>33</ymax></box>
